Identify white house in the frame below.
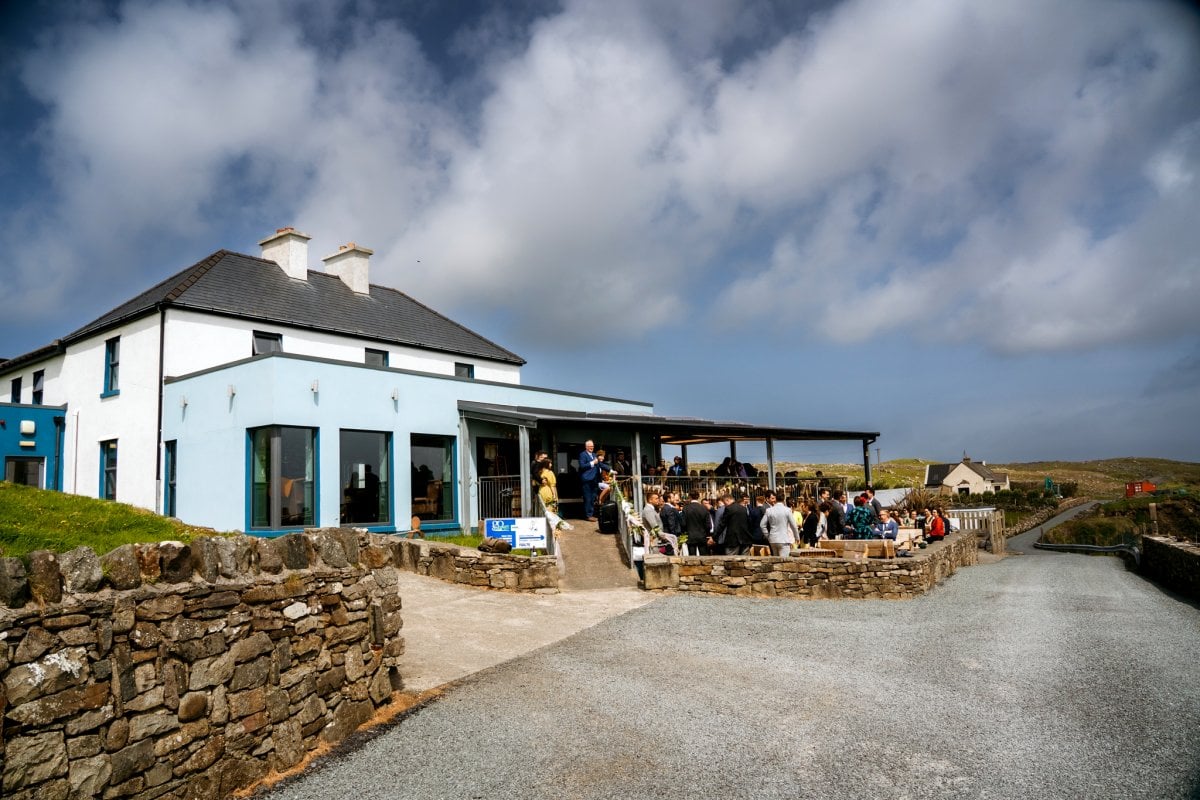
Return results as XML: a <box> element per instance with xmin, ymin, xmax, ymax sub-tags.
<box><xmin>1</xmin><ymin>228</ymin><xmax>880</xmax><ymax>535</ymax></box>
<box><xmin>924</xmin><ymin>456</ymin><xmax>1010</xmax><ymax>496</ymax></box>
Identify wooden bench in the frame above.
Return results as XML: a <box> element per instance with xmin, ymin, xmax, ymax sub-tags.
<box><xmin>815</xmin><ymin>539</ymin><xmax>896</xmax><ymax>559</ymax></box>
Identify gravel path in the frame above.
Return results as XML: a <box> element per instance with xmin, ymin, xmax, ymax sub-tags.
<box><xmin>264</xmin><ymin>524</ymin><xmax>1200</xmax><ymax>799</ymax></box>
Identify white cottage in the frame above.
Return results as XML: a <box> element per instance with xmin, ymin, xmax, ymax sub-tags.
<box><xmin>924</xmin><ymin>456</ymin><xmax>1010</xmax><ymax>496</ymax></box>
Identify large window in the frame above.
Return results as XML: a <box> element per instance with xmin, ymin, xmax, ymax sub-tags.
<box><xmin>340</xmin><ymin>430</ymin><xmax>390</xmax><ymax>525</ymax></box>
<box><xmin>5</xmin><ymin>457</ymin><xmax>43</xmax><ymax>488</ymax></box>
<box><xmin>253</xmin><ymin>331</ymin><xmax>283</xmax><ymax>356</ymax></box>
<box><xmin>31</xmin><ymin>370</ymin><xmax>43</xmax><ymax>405</ymax></box>
<box><xmin>250</xmin><ymin>426</ymin><xmax>315</xmax><ymax>529</ymax></box>
<box><xmin>103</xmin><ymin>337</ymin><xmax>120</xmax><ymax>396</ymax></box>
<box><xmin>164</xmin><ymin>440</ymin><xmax>177</xmax><ymax>517</ymax></box>
<box><xmin>411</xmin><ymin>433</ymin><xmax>455</xmax><ymax>523</ymax></box>
<box><xmin>100</xmin><ymin>440</ymin><xmax>118</xmax><ymax>500</ymax></box>
<box><xmin>9</xmin><ymin>377</ymin><xmax>19</xmax><ymax>403</ymax></box>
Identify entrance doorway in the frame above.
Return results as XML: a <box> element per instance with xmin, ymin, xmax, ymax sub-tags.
<box><xmin>4</xmin><ymin>457</ymin><xmax>44</xmax><ymax>488</ymax></box>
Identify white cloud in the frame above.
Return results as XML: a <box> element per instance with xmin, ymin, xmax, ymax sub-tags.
<box><xmin>3</xmin><ymin>0</ymin><xmax>1198</xmax><ymax>359</ymax></box>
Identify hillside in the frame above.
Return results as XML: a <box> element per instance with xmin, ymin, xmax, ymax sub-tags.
<box><xmin>687</xmin><ymin>457</ymin><xmax>1199</xmax><ymax>498</ymax></box>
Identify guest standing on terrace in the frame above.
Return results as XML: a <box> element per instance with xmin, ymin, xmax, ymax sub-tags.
<box><xmin>824</xmin><ymin>489</ymin><xmax>846</xmax><ymax>539</ymax></box>
<box><xmin>683</xmin><ymin>490</ymin><xmax>714</xmax><ymax>555</ymax></box>
<box><xmin>661</xmin><ymin>491</ymin><xmax>684</xmax><ymax>551</ymax></box>
<box><xmin>847</xmin><ymin>495</ymin><xmax>875</xmax><ymax>539</ymax></box>
<box><xmin>760</xmin><ymin>492</ymin><xmax>799</xmax><ymax>557</ymax></box>
<box><xmin>715</xmin><ymin>493</ymin><xmax>751</xmax><ymax>555</ymax></box>
<box><xmin>800</xmin><ymin>500</ymin><xmax>821</xmax><ymax>547</ymax></box>
<box><xmin>579</xmin><ymin>440</ymin><xmax>600</xmax><ymax>521</ymax></box>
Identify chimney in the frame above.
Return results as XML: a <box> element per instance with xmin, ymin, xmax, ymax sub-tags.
<box><xmin>323</xmin><ymin>242</ymin><xmax>373</xmax><ymax>295</ymax></box>
<box><xmin>259</xmin><ymin>227</ymin><xmax>311</xmax><ymax>281</ymax></box>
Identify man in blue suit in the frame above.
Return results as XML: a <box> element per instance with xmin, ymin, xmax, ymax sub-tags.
<box><xmin>579</xmin><ymin>440</ymin><xmax>600</xmax><ymax>521</ymax></box>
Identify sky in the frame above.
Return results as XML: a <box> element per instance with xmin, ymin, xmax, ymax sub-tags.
<box><xmin>0</xmin><ymin>0</ymin><xmax>1198</xmax><ymax>466</ymax></box>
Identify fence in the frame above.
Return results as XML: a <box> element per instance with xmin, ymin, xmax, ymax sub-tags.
<box><xmin>478</xmin><ymin>474</ymin><xmax>523</xmax><ymax>520</ymax></box>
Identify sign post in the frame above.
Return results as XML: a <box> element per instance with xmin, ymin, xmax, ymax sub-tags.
<box><xmin>483</xmin><ymin>517</ymin><xmax>552</xmax><ymax>554</ymax></box>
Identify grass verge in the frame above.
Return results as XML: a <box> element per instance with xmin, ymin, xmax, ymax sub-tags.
<box><xmin>0</xmin><ymin>482</ymin><xmax>220</xmax><ymax>559</ymax></box>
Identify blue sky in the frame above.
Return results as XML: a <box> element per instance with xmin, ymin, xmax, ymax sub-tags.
<box><xmin>1</xmin><ymin>0</ymin><xmax>1198</xmax><ymax>465</ymax></box>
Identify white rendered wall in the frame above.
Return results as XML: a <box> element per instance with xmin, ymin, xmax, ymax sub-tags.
<box><xmin>58</xmin><ymin>314</ymin><xmax>163</xmax><ymax>510</ymax></box>
<box><xmin>2</xmin><ymin>353</ymin><xmax>64</xmax><ymax>404</ymax></box>
<box><xmin>163</xmin><ymin>309</ymin><xmax>521</xmax><ymax>384</ymax></box>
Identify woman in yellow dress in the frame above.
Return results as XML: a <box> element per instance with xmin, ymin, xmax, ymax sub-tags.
<box><xmin>536</xmin><ymin>458</ymin><xmax>558</xmax><ymax>512</ymax></box>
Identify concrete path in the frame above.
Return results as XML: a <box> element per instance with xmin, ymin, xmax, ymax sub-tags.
<box><xmin>555</xmin><ymin>521</ymin><xmax>638</xmax><ymax>591</ymax></box>
<box><xmin>394</xmin><ymin>570</ymin><xmax>655</xmax><ymax>694</ymax></box>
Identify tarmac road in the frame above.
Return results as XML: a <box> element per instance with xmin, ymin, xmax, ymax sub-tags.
<box><xmin>264</xmin><ymin>524</ymin><xmax>1200</xmax><ymax>800</ymax></box>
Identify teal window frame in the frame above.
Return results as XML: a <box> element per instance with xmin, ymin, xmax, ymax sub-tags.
<box><xmin>164</xmin><ymin>440</ymin><xmax>177</xmax><ymax>517</ymax></box>
<box><xmin>247</xmin><ymin>425</ymin><xmax>318</xmax><ymax>532</ymax></box>
<box><xmin>99</xmin><ymin>440</ymin><xmax>118</xmax><ymax>500</ymax></box>
<box><xmin>102</xmin><ymin>337</ymin><xmax>120</xmax><ymax>397</ymax></box>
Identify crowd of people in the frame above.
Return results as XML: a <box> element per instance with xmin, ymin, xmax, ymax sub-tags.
<box><xmin>633</xmin><ymin>484</ymin><xmax>958</xmax><ymax>560</ymax></box>
<box><xmin>530</xmin><ymin>442</ymin><xmax>958</xmax><ymax>563</ymax></box>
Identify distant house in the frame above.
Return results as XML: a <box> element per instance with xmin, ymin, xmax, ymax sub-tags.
<box><xmin>1125</xmin><ymin>481</ymin><xmax>1157</xmax><ymax>497</ymax></box>
<box><xmin>924</xmin><ymin>456</ymin><xmax>1010</xmax><ymax>496</ymax></box>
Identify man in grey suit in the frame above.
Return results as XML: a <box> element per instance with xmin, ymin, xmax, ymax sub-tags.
<box><xmin>760</xmin><ymin>491</ymin><xmax>799</xmax><ymax>558</ymax></box>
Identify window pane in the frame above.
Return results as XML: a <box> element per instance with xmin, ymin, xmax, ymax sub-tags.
<box><xmin>365</xmin><ymin>348</ymin><xmax>388</xmax><ymax>367</ymax></box>
<box><xmin>251</xmin><ymin>428</ymin><xmax>272</xmax><ymax>528</ymax></box>
<box><xmin>250</xmin><ymin>426</ymin><xmax>315</xmax><ymax>529</ymax></box>
<box><xmin>101</xmin><ymin>440</ymin><xmax>118</xmax><ymax>500</ymax></box>
<box><xmin>105</xmin><ymin>338</ymin><xmax>120</xmax><ymax>392</ymax></box>
<box><xmin>411</xmin><ymin>434</ymin><xmax>454</xmax><ymax>523</ymax></box>
<box><xmin>9</xmin><ymin>377</ymin><xmax>19</xmax><ymax>403</ymax></box>
<box><xmin>32</xmin><ymin>371</ymin><xmax>43</xmax><ymax>405</ymax></box>
<box><xmin>253</xmin><ymin>332</ymin><xmax>282</xmax><ymax>355</ymax></box>
<box><xmin>165</xmin><ymin>441</ymin><xmax>177</xmax><ymax>517</ymax></box>
<box><xmin>340</xmin><ymin>430</ymin><xmax>390</xmax><ymax>524</ymax></box>
<box><xmin>454</xmin><ymin>362</ymin><xmax>474</xmax><ymax>379</ymax></box>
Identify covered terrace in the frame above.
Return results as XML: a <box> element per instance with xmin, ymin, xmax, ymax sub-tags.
<box><xmin>458</xmin><ymin>400</ymin><xmax>879</xmax><ymax>525</ymax></box>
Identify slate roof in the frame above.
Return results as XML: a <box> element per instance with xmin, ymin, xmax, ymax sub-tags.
<box><xmin>8</xmin><ymin>250</ymin><xmax>524</xmax><ymax>370</ymax></box>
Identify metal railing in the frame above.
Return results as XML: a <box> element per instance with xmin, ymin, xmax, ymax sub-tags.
<box><xmin>477</xmin><ymin>474</ymin><xmax>523</xmax><ymax>521</ymax></box>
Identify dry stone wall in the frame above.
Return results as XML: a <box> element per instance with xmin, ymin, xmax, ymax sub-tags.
<box><xmin>642</xmin><ymin>530</ymin><xmax>979</xmax><ymax>599</ymax></box>
<box><xmin>1141</xmin><ymin>535</ymin><xmax>1200</xmax><ymax>602</ymax></box>
<box><xmin>389</xmin><ymin>538</ymin><xmax>559</xmax><ymax>593</ymax></box>
<box><xmin>0</xmin><ymin>529</ymin><xmax>408</xmax><ymax>800</ymax></box>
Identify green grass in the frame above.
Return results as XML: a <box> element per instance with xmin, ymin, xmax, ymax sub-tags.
<box><xmin>0</xmin><ymin>482</ymin><xmax>220</xmax><ymax>559</ymax></box>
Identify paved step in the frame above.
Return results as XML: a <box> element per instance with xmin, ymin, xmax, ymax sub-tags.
<box><xmin>556</xmin><ymin>521</ymin><xmax>638</xmax><ymax>591</ymax></box>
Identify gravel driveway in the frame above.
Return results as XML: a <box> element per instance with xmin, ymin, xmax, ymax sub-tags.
<box><xmin>264</xmin><ymin>529</ymin><xmax>1200</xmax><ymax>800</ymax></box>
